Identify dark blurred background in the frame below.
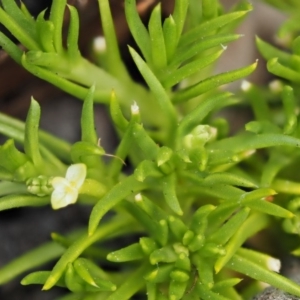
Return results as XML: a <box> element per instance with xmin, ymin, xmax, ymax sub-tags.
<box><xmin>0</xmin><ymin>0</ymin><xmax>287</xmax><ymax>299</ymax></box>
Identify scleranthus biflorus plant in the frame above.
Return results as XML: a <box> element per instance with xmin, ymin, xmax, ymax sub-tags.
<box><xmin>1</xmin><ymin>0</ymin><xmax>300</xmax><ymax>299</ymax></box>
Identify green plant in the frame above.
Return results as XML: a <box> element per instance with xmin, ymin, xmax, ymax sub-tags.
<box><xmin>1</xmin><ymin>0</ymin><xmax>300</xmax><ymax>299</ymax></box>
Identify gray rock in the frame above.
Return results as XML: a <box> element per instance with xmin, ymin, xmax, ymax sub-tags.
<box><xmin>253</xmin><ymin>256</ymin><xmax>300</xmax><ymax>300</ymax></box>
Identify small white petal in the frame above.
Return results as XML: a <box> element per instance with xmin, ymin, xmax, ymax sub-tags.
<box><xmin>220</xmin><ymin>43</ymin><xmax>227</xmax><ymax>50</ymax></box>
<box><xmin>131</xmin><ymin>101</ymin><xmax>139</xmax><ymax>115</ymax></box>
<box><xmin>50</xmin><ymin>164</ymin><xmax>87</xmax><ymax>209</ymax></box>
<box><xmin>269</xmin><ymin>80</ymin><xmax>283</xmax><ymax>93</ymax></box>
<box><xmin>267</xmin><ymin>258</ymin><xmax>281</xmax><ymax>273</ymax></box>
<box><xmin>65</xmin><ymin>163</ymin><xmax>87</xmax><ymax>189</ymax></box>
<box><xmin>51</xmin><ymin>181</ymin><xmax>78</xmax><ymax>209</ymax></box>
<box><xmin>93</xmin><ymin>36</ymin><xmax>106</xmax><ymax>52</ymax></box>
<box><xmin>51</xmin><ymin>177</ymin><xmax>68</xmax><ymax>189</ymax></box>
<box><xmin>135</xmin><ymin>193</ymin><xmax>142</xmax><ymax>201</ymax></box>
<box><xmin>241</xmin><ymin>80</ymin><xmax>251</xmax><ymax>91</ymax></box>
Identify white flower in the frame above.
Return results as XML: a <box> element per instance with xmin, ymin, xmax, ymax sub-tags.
<box><xmin>50</xmin><ymin>163</ymin><xmax>87</xmax><ymax>210</ymax></box>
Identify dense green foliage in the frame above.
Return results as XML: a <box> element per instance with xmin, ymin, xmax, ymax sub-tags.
<box><xmin>1</xmin><ymin>0</ymin><xmax>300</xmax><ymax>299</ymax></box>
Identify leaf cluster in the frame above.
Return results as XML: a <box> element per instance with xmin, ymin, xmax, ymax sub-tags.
<box><xmin>0</xmin><ymin>0</ymin><xmax>300</xmax><ymax>299</ymax></box>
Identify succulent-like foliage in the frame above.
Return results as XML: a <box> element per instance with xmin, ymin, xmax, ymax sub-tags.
<box><xmin>1</xmin><ymin>0</ymin><xmax>300</xmax><ymax>299</ymax></box>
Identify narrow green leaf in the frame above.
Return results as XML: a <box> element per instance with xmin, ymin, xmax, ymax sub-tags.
<box><xmin>242</xmin><ymin>198</ymin><xmax>293</xmax><ymax>219</ymax></box>
<box><xmin>256</xmin><ymin>36</ymin><xmax>291</xmax><ymax>64</ymax></box>
<box><xmin>173</xmin><ymin>34</ymin><xmax>242</xmax><ymax>66</ymax></box>
<box><xmin>134</xmin><ymin>193</ymin><xmax>168</xmax><ymax>222</ymax></box>
<box><xmin>0</xmin><ymin>181</ymin><xmax>27</xmax><ymax>196</ymax></box>
<box><xmin>212</xmin><ymin>278</ymin><xmax>242</xmax><ymax>291</ymax></box>
<box><xmin>73</xmin><ymin>259</ymin><xmax>99</xmax><ymax>287</ymax></box>
<box><xmin>190</xmin><ymin>204</ymin><xmax>215</xmax><ymax>235</ymax></box>
<box><xmin>0</xmin><ymin>32</ymin><xmax>23</xmax><ymax>63</ymax></box>
<box><xmin>173</xmin><ymin>61</ymin><xmax>257</xmax><ymax>103</ymax></box>
<box><xmin>261</xmin><ymin>152</ymin><xmax>290</xmax><ymax>187</ymax></box>
<box><xmin>208</xmin><ymin>132</ymin><xmax>300</xmax><ymax>153</ymax></box>
<box><xmin>140</xmin><ymin>237</ymin><xmax>159</xmax><ymax>256</ymax></box>
<box><xmin>187</xmin><ymin>234</ymin><xmax>205</xmax><ymax>252</ymax></box>
<box><xmin>49</xmin><ymin>0</ymin><xmax>67</xmax><ymax>53</ymax></box>
<box><xmin>157</xmin><ymin>146</ymin><xmax>173</xmax><ymax>167</ymax></box>
<box><xmin>107</xmin><ymin>243</ymin><xmax>144</xmax><ymax>262</ymax></box>
<box><xmin>24</xmin><ymin>98</ymin><xmax>42</xmax><ymax>167</ymax></box>
<box><xmin>1</xmin><ymin>0</ymin><xmax>36</xmax><ymax>41</ymax></box>
<box><xmin>282</xmin><ymin>85</ymin><xmax>297</xmax><ymax>134</ymax></box>
<box><xmin>36</xmin><ymin>11</ymin><xmax>55</xmax><ymax>52</ymax></box>
<box><xmin>129</xmin><ymin>47</ymin><xmax>177</xmax><ymax>135</ymax></box>
<box><xmin>20</xmin><ymin>2</ymin><xmax>33</xmax><ymax>21</ymax></box>
<box><xmin>241</xmin><ymin>80</ymin><xmax>272</xmax><ymax>122</ymax></box>
<box><xmin>237</xmin><ymin>248</ymin><xmax>281</xmax><ymax>272</ymax></box>
<box><xmin>0</xmin><ymin>194</ymin><xmax>49</xmax><ymax>211</ymax></box>
<box><xmin>145</xmin><ymin>264</ymin><xmax>174</xmax><ymax>283</ymax></box>
<box><xmin>149</xmin><ymin>4</ymin><xmax>167</xmax><ymax>69</ymax></box>
<box><xmin>204</xmin><ymin>172</ymin><xmax>257</xmax><ymax>188</ymax></box>
<box><xmin>193</xmin><ymin>256</ymin><xmax>214</xmax><ymax>287</ymax></box>
<box><xmin>202</xmin><ymin>0</ymin><xmax>218</xmax><ymax>20</ymax></box>
<box><xmin>0</xmin><ymin>112</ymin><xmax>71</xmax><ymax>162</ymax></box>
<box><xmin>200</xmin><ymin>242</ymin><xmax>226</xmax><ymax>258</ymax></box>
<box><xmin>239</xmin><ymin>188</ymin><xmax>276</xmax><ymax>203</ymax></box>
<box><xmin>208</xmin><ymin>207</ymin><xmax>250</xmax><ymax>245</ymax></box>
<box><xmin>245</xmin><ymin>120</ymin><xmax>281</xmax><ymax>134</ymax></box>
<box><xmin>122</xmin><ymin>200</ymin><xmax>167</xmax><ymax>246</ymax></box>
<box><xmin>134</xmin><ymin>160</ymin><xmax>163</xmax><ymax>182</ymax></box>
<box><xmin>175</xmin><ymin>253</ymin><xmax>191</xmax><ymax>272</ymax></box>
<box><xmin>169</xmin><ymin>279</ymin><xmax>188</xmax><ymax>300</ymax></box>
<box><xmin>132</xmin><ymin>123</ymin><xmax>159</xmax><ymax>160</ymax></box>
<box><xmin>163</xmin><ymin>50</ymin><xmax>224</xmax><ymax>88</ymax></box>
<box><xmin>272</xmin><ymin>179</ymin><xmax>300</xmax><ymax>195</ymax></box>
<box><xmin>125</xmin><ymin>0</ymin><xmax>151</xmax><ymax>63</ymax></box>
<box><xmin>106</xmin><ymin>263</ymin><xmax>150</xmax><ymax>300</ymax></box>
<box><xmin>43</xmin><ymin>215</ymin><xmax>134</xmax><ymax>290</ymax></box>
<box><xmin>88</xmin><ymin>176</ymin><xmax>146</xmax><ymax>235</ymax></box>
<box><xmin>0</xmin><ymin>7</ymin><xmax>39</xmax><ymax>50</ymax></box>
<box><xmin>21</xmin><ymin>271</ymin><xmax>65</xmax><ymax>287</ymax></box>
<box><xmin>228</xmin><ymin>253</ymin><xmax>300</xmax><ymax>297</ymax></box>
<box><xmin>108</xmin><ymin>105</ymin><xmax>140</xmax><ymax>178</ymax></box>
<box><xmin>0</xmin><ymin>169</ymin><xmax>13</xmax><ymax>181</ymax></box>
<box><xmin>267</xmin><ymin>57</ymin><xmax>300</xmax><ymax>82</ymax></box>
<box><xmin>147</xmin><ymin>282</ymin><xmax>157</xmax><ymax>300</ymax></box>
<box><xmin>81</xmin><ymin>86</ymin><xmax>98</xmax><ymax>144</ymax></box>
<box><xmin>98</xmin><ymin>0</ymin><xmax>129</xmax><ymax>81</ymax></box>
<box><xmin>75</xmin><ymin>258</ymin><xmax>111</xmax><ymax>281</ymax></box>
<box><xmin>162</xmin><ymin>173</ymin><xmax>183</xmax><ymax>215</ymax></box>
<box><xmin>163</xmin><ymin>15</ymin><xmax>177</xmax><ymax>61</ymax></box>
<box><xmin>65</xmin><ymin>262</ymin><xmax>85</xmax><ymax>292</ymax></box>
<box><xmin>66</xmin><ymin>5</ymin><xmax>80</xmax><ymax>60</ymax></box>
<box><xmin>177</xmin><ymin>92</ymin><xmax>232</xmax><ymax>140</ymax></box>
<box><xmin>25</xmin><ymin>51</ymin><xmax>68</xmax><ymax>72</ymax></box>
<box><xmin>173</xmin><ymin>0</ymin><xmax>189</xmax><ymax>41</ymax></box>
<box><xmin>182</xmin><ymin>172</ymin><xmax>244</xmax><ymax>201</ymax></box>
<box><xmin>0</xmin><ymin>139</ymin><xmax>27</xmax><ymax>172</ymax></box>
<box><xmin>150</xmin><ymin>246</ymin><xmax>178</xmax><ymax>265</ymax></box>
<box><xmin>168</xmin><ymin>216</ymin><xmax>189</xmax><ymax>240</ymax></box>
<box><xmin>109</xmin><ymin>91</ymin><xmax>129</xmax><ymax>131</ymax></box>
<box><xmin>180</xmin><ymin>10</ymin><xmax>249</xmax><ymax>47</ymax></box>
<box><xmin>292</xmin><ymin>36</ymin><xmax>300</xmax><ymax>55</ymax></box>
<box><xmin>207</xmin><ymin>202</ymin><xmax>239</xmax><ymax>232</ymax></box>
<box><xmin>215</xmin><ymin>213</ymin><xmax>270</xmax><ymax>273</ymax></box>
<box><xmin>21</xmin><ymin>55</ymin><xmax>96</xmax><ymax>103</ymax></box>
<box><xmin>91</xmin><ymin>277</ymin><xmax>116</xmax><ymax>292</ymax></box>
